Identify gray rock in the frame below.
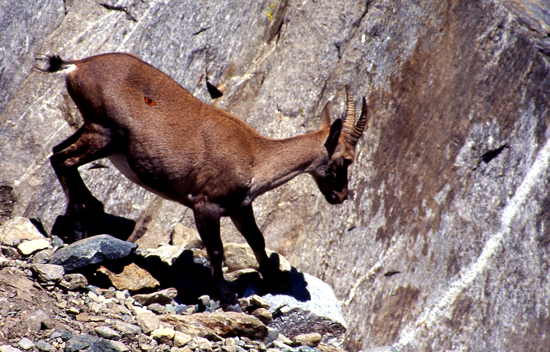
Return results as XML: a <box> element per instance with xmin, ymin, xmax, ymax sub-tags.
<box><xmin>132</xmin><ymin>287</ymin><xmax>178</xmax><ymax>306</ymax></box>
<box><xmin>113</xmin><ymin>321</ymin><xmax>141</xmax><ymax>336</ymax></box>
<box><xmin>261</xmin><ymin>273</ymin><xmax>345</xmax><ymax>346</ymax></box>
<box><xmin>31</xmin><ymin>263</ymin><xmax>64</xmax><ymax>283</ymax></box>
<box><xmin>17</xmin><ymin>338</ymin><xmax>34</xmax><ymax>350</ymax></box>
<box><xmin>49</xmin><ymin>235</ymin><xmax>137</xmax><ymax>271</ymax></box>
<box><xmin>65</xmin><ymin>334</ymin><xmax>120</xmax><ymax>352</ymax></box>
<box><xmin>59</xmin><ymin>273</ymin><xmax>88</xmax><ymax>290</ymax></box>
<box><xmin>35</xmin><ymin>340</ymin><xmax>52</xmax><ymax>352</ymax></box>
<box><xmin>26</xmin><ymin>309</ymin><xmax>50</xmax><ymax>331</ymax></box>
<box><xmin>95</xmin><ymin>326</ymin><xmax>121</xmax><ymax>340</ymax></box>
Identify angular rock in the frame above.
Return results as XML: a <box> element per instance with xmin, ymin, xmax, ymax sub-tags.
<box><xmin>223</xmin><ymin>243</ymin><xmax>291</xmax><ymax>273</ymax></box>
<box><xmin>171</xmin><ymin>223</ymin><xmax>201</xmax><ymax>247</ymax></box>
<box><xmin>59</xmin><ymin>273</ymin><xmax>88</xmax><ymax>291</ymax></box>
<box><xmin>31</xmin><ymin>263</ymin><xmax>64</xmax><ymax>283</ymax></box>
<box><xmin>293</xmin><ymin>333</ymin><xmax>322</xmax><ymax>347</ymax></box>
<box><xmin>49</xmin><ymin>235</ymin><xmax>137</xmax><ymax>271</ymax></box>
<box><xmin>136</xmin><ymin>245</ymin><xmax>186</xmax><ymax>266</ymax></box>
<box><xmin>0</xmin><ymin>217</ymin><xmax>45</xmax><ymax>246</ymax></box>
<box><xmin>173</xmin><ymin>331</ymin><xmax>193</xmax><ymax>347</ymax></box>
<box><xmin>35</xmin><ymin>340</ymin><xmax>52</xmax><ymax>352</ymax></box>
<box><xmin>151</xmin><ymin>328</ymin><xmax>176</xmax><ymax>342</ymax></box>
<box><xmin>136</xmin><ymin>312</ymin><xmax>161</xmax><ymax>334</ymax></box>
<box><xmin>114</xmin><ymin>321</ymin><xmax>141</xmax><ymax>336</ymax></box>
<box><xmin>17</xmin><ymin>239</ymin><xmax>51</xmax><ymax>256</ymax></box>
<box><xmin>251</xmin><ymin>308</ymin><xmax>273</xmax><ymax>325</ymax></box>
<box><xmin>95</xmin><ymin>326</ymin><xmax>121</xmax><ymax>340</ymax></box>
<box><xmin>17</xmin><ymin>338</ymin><xmax>34</xmax><ymax>350</ymax></box>
<box><xmin>0</xmin><ymin>346</ymin><xmax>22</xmax><ymax>352</ymax></box>
<box><xmin>65</xmin><ymin>334</ymin><xmax>120</xmax><ymax>352</ymax></box>
<box><xmin>161</xmin><ymin>312</ymin><xmax>267</xmax><ymax>340</ymax></box>
<box><xmin>97</xmin><ymin>263</ymin><xmax>159</xmax><ymax>292</ymax></box>
<box><xmin>25</xmin><ymin>309</ymin><xmax>50</xmax><ymax>331</ymax></box>
<box><xmin>261</xmin><ymin>273</ymin><xmax>346</xmax><ymax>346</ymax></box>
<box><xmin>132</xmin><ymin>287</ymin><xmax>178</xmax><ymax>306</ymax></box>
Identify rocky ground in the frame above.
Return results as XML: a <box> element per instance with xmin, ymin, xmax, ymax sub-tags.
<box><xmin>0</xmin><ymin>217</ymin><xmax>355</xmax><ymax>352</ymax></box>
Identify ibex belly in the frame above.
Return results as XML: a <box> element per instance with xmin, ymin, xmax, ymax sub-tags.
<box><xmin>108</xmin><ymin>152</ymin><xmax>180</xmax><ymax>202</ymax></box>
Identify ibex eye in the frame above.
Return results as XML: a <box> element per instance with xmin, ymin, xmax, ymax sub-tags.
<box><xmin>144</xmin><ymin>97</ymin><xmax>156</xmax><ymax>106</ymax></box>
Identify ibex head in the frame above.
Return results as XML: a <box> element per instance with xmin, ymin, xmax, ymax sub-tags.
<box><xmin>313</xmin><ymin>86</ymin><xmax>368</xmax><ymax>204</ymax></box>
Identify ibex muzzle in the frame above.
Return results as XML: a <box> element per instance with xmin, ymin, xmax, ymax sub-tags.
<box><xmin>36</xmin><ymin>53</ymin><xmax>369</xmax><ymax>309</ymax></box>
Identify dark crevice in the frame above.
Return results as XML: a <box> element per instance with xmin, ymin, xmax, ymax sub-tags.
<box><xmin>266</xmin><ymin>0</ymin><xmax>289</xmax><ymax>43</ymax></box>
<box><xmin>193</xmin><ymin>26</ymin><xmax>211</xmax><ymax>36</ymax></box>
<box><xmin>481</xmin><ymin>144</ymin><xmax>509</xmax><ymax>164</ymax></box>
<box><xmin>384</xmin><ymin>270</ymin><xmax>400</xmax><ymax>277</ymax></box>
<box><xmin>100</xmin><ymin>3</ymin><xmax>137</xmax><ymax>22</ymax></box>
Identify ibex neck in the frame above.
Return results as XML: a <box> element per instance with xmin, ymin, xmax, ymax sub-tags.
<box><xmin>250</xmin><ymin>130</ymin><xmax>327</xmax><ymax>197</ymax></box>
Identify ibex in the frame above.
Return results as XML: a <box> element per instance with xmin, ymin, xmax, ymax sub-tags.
<box><xmin>36</xmin><ymin>53</ymin><xmax>368</xmax><ymax>309</ymax></box>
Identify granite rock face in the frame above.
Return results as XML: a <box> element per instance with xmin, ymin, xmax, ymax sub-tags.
<box><xmin>1</xmin><ymin>0</ymin><xmax>550</xmax><ymax>351</ymax></box>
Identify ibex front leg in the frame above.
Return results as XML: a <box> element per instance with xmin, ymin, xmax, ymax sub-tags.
<box><xmin>50</xmin><ymin>124</ymin><xmax>114</xmax><ymax>242</ymax></box>
<box><xmin>231</xmin><ymin>205</ymin><xmax>290</xmax><ymax>289</ymax></box>
<box><xmin>193</xmin><ymin>204</ymin><xmax>241</xmax><ymax>311</ymax></box>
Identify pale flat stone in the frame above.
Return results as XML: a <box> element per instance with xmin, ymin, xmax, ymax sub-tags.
<box><xmin>151</xmin><ymin>328</ymin><xmax>175</xmax><ymax>342</ymax></box>
<box><xmin>17</xmin><ymin>239</ymin><xmax>51</xmax><ymax>256</ymax></box>
<box><xmin>293</xmin><ymin>333</ymin><xmax>322</xmax><ymax>347</ymax></box>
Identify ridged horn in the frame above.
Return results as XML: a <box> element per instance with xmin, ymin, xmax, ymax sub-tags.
<box><xmin>348</xmin><ymin>97</ymin><xmax>368</xmax><ymax>146</ymax></box>
<box><xmin>341</xmin><ymin>86</ymin><xmax>368</xmax><ymax>147</ymax></box>
<box><xmin>341</xmin><ymin>85</ymin><xmax>357</xmax><ymax>143</ymax></box>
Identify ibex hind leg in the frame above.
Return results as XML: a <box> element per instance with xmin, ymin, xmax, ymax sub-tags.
<box><xmin>50</xmin><ymin>124</ymin><xmax>115</xmax><ymax>242</ymax></box>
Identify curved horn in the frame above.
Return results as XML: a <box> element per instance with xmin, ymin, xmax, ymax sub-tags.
<box><xmin>341</xmin><ymin>85</ymin><xmax>357</xmax><ymax>142</ymax></box>
<box><xmin>348</xmin><ymin>97</ymin><xmax>368</xmax><ymax>146</ymax></box>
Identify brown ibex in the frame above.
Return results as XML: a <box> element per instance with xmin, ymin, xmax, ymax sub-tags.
<box><xmin>36</xmin><ymin>53</ymin><xmax>368</xmax><ymax>309</ymax></box>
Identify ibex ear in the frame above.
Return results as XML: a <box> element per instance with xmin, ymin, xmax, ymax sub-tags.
<box><xmin>320</xmin><ymin>102</ymin><xmax>332</xmax><ymax>130</ymax></box>
<box><xmin>325</xmin><ymin>118</ymin><xmax>342</xmax><ymax>156</ymax></box>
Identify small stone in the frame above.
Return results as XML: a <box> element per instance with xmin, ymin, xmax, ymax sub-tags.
<box><xmin>31</xmin><ymin>263</ymin><xmax>65</xmax><ymax>283</ymax></box>
<box><xmin>109</xmin><ymin>340</ymin><xmax>130</xmax><ymax>352</ymax></box>
<box><xmin>277</xmin><ymin>335</ymin><xmax>293</xmax><ymax>346</ymax></box>
<box><xmin>264</xmin><ymin>328</ymin><xmax>279</xmax><ymax>345</ymax></box>
<box><xmin>114</xmin><ymin>321</ymin><xmax>142</xmax><ymax>336</ymax></box>
<box><xmin>17</xmin><ymin>239</ymin><xmax>51</xmax><ymax>256</ymax></box>
<box><xmin>95</xmin><ymin>326</ymin><xmax>122</xmax><ymax>340</ymax></box>
<box><xmin>197</xmin><ymin>295</ymin><xmax>211</xmax><ymax>308</ymax></box>
<box><xmin>0</xmin><ymin>346</ymin><xmax>23</xmax><ymax>352</ymax></box>
<box><xmin>194</xmin><ymin>337</ymin><xmax>212</xmax><ymax>352</ymax></box>
<box><xmin>35</xmin><ymin>340</ymin><xmax>52</xmax><ymax>352</ymax></box>
<box><xmin>249</xmin><ymin>295</ymin><xmax>270</xmax><ymax>310</ymax></box>
<box><xmin>97</xmin><ymin>263</ymin><xmax>159</xmax><ymax>292</ymax></box>
<box><xmin>292</xmin><ymin>333</ymin><xmax>322</xmax><ymax>347</ymax></box>
<box><xmin>0</xmin><ymin>217</ymin><xmax>45</xmax><ymax>246</ymax></box>
<box><xmin>59</xmin><ymin>273</ymin><xmax>88</xmax><ymax>290</ymax></box>
<box><xmin>136</xmin><ymin>312</ymin><xmax>160</xmax><ymax>334</ymax></box>
<box><xmin>115</xmin><ymin>290</ymin><xmax>130</xmax><ymax>300</ymax></box>
<box><xmin>133</xmin><ymin>287</ymin><xmax>178</xmax><ymax>305</ymax></box>
<box><xmin>138</xmin><ymin>335</ymin><xmax>158</xmax><ymax>352</ymax></box>
<box><xmin>26</xmin><ymin>309</ymin><xmax>50</xmax><ymax>331</ymax></box>
<box><xmin>148</xmin><ymin>303</ymin><xmax>166</xmax><ymax>314</ymax></box>
<box><xmin>173</xmin><ymin>331</ymin><xmax>192</xmax><ymax>347</ymax></box>
<box><xmin>18</xmin><ymin>338</ymin><xmax>35</xmax><ymax>350</ymax></box>
<box><xmin>151</xmin><ymin>328</ymin><xmax>176</xmax><ymax>342</ymax></box>
<box><xmin>251</xmin><ymin>308</ymin><xmax>272</xmax><ymax>324</ymax></box>
<box><xmin>66</xmin><ymin>307</ymin><xmax>80</xmax><ymax>314</ymax></box>
<box><xmin>51</xmin><ymin>236</ymin><xmax>64</xmax><ymax>248</ymax></box>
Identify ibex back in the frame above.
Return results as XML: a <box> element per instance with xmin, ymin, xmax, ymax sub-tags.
<box><xmin>36</xmin><ymin>53</ymin><xmax>368</xmax><ymax>309</ymax></box>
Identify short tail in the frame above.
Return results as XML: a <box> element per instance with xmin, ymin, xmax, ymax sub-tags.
<box><xmin>34</xmin><ymin>54</ymin><xmax>73</xmax><ymax>73</ymax></box>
